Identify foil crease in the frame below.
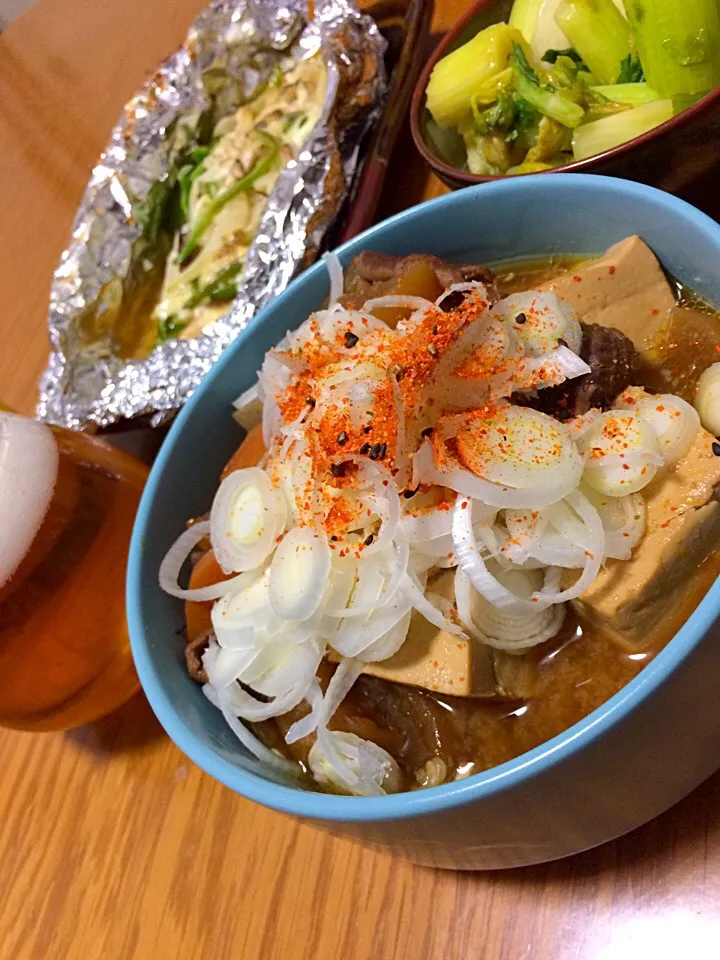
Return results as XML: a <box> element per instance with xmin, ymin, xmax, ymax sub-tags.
<box><xmin>38</xmin><ymin>0</ymin><xmax>386</xmax><ymax>429</ymax></box>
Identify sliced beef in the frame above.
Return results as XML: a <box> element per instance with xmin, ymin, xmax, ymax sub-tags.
<box><xmin>186</xmin><ymin>630</ymin><xmax>212</xmax><ymax>684</ymax></box>
<box><xmin>577</xmin><ymin>322</ymin><xmax>637</xmax><ymax>412</ymax></box>
<box><xmin>513</xmin><ymin>322</ymin><xmax>636</xmax><ymax>421</ymax></box>
<box><xmin>342</xmin><ymin>251</ymin><xmax>500</xmax><ymax>306</ymax></box>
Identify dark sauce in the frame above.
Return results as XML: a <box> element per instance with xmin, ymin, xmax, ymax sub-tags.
<box><xmin>253</xmin><ymin>256</ymin><xmax>720</xmax><ymax>792</ymax></box>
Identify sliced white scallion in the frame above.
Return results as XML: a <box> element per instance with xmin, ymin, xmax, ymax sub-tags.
<box><xmin>204</xmin><ymin>682</ymin><xmax>300</xmax><ymax>776</ymax></box>
<box><xmin>323</xmin><ymin>251</ymin><xmax>344</xmax><ymax>305</ymax></box>
<box><xmin>695</xmin><ymin>362</ymin><xmax>720</xmax><ymax>437</ymax></box>
<box><xmin>412</xmin><ymin>439</ymin><xmax>577</xmax><ymax>510</ymax></box>
<box><xmin>621</xmin><ymin>393</ymin><xmax>700</xmax><ymax>465</ymax></box>
<box><xmin>308</xmin><ymin>730</ymin><xmax>402</xmax><ymax>797</ymax></box>
<box><xmin>268</xmin><ymin>526</ymin><xmax>332</xmax><ymax>621</ymax></box>
<box><xmin>456</xmin><ymin>406</ymin><xmax>584</xmax><ymax>496</ymax></box>
<box><xmin>158</xmin><ymin>521</ymin><xmax>255</xmax><ymax>601</ymax></box>
<box><xmin>210</xmin><ymin>467</ymin><xmax>286</xmax><ymax>574</ymax></box>
<box><xmin>454</xmin><ymin>565</ymin><xmax>565</xmax><ymax>651</ymax></box>
<box><xmin>578</xmin><ymin>410</ymin><xmax>661</xmax><ymax>496</ymax></box>
<box><xmin>491</xmin><ymin>291</ymin><xmax>582</xmax><ymax>356</ymax></box>
<box><xmin>452</xmin><ymin>494</ymin><xmax>547</xmax><ymax>615</ymax></box>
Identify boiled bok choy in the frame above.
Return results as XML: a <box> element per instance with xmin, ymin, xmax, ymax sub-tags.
<box><xmin>572</xmin><ymin>98</ymin><xmax>674</xmax><ymax>160</ymax></box>
<box><xmin>554</xmin><ymin>0</ymin><xmax>631</xmax><ymax>85</ymax></box>
<box><xmin>425</xmin><ymin>24</ymin><xmax>526</xmax><ymax>128</ymax></box>
<box><xmin>423</xmin><ymin>0</ymin><xmax>720</xmax><ymax>176</ymax></box>
<box><xmin>623</xmin><ymin>0</ymin><xmax>720</xmax><ymax>97</ymax></box>
<box><xmin>590</xmin><ymin>83</ymin><xmax>661</xmax><ymax>106</ymax></box>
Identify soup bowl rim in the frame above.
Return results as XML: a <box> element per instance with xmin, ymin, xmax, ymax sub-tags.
<box><xmin>127</xmin><ymin>173</ymin><xmax>720</xmax><ymax>822</ymax></box>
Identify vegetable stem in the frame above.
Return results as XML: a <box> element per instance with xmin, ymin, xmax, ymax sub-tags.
<box><xmin>509</xmin><ymin>0</ymin><xmax>544</xmax><ymax>43</ymax></box>
<box><xmin>591</xmin><ymin>82</ymin><xmax>661</xmax><ymax>105</ymax></box>
<box><xmin>510</xmin><ymin>43</ymin><xmax>585</xmax><ymax>127</ymax></box>
<box><xmin>624</xmin><ymin>0</ymin><xmax>720</xmax><ymax>97</ymax></box>
<box><xmin>426</xmin><ymin>24</ymin><xmax>525</xmax><ymax>128</ymax></box>
<box><xmin>177</xmin><ymin>131</ymin><xmax>279</xmax><ymax>265</ymax></box>
<box><xmin>554</xmin><ymin>0</ymin><xmax>632</xmax><ymax>85</ymax></box>
<box><xmin>571</xmin><ymin>97</ymin><xmax>673</xmax><ymax>160</ymax></box>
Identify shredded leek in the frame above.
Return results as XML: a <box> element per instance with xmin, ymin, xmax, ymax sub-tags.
<box><xmin>624</xmin><ymin>0</ymin><xmax>720</xmax><ymax>97</ymax></box>
<box><xmin>177</xmin><ymin>132</ymin><xmax>279</xmax><ymax>265</ymax></box>
<box><xmin>572</xmin><ymin>98</ymin><xmax>674</xmax><ymax>160</ymax></box>
<box><xmin>554</xmin><ymin>0</ymin><xmax>631</xmax><ymax>85</ymax></box>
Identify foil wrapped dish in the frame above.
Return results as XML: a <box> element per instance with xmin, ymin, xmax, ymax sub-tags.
<box><xmin>38</xmin><ymin>0</ymin><xmax>389</xmax><ymax>430</ymax></box>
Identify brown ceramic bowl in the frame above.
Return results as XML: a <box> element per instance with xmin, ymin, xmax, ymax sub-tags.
<box><xmin>410</xmin><ymin>0</ymin><xmax>720</xmax><ymax>218</ymax></box>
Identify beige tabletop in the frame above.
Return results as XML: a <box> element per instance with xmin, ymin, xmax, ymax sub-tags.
<box><xmin>2</xmin><ymin>0</ymin><xmax>720</xmax><ymax>957</ymax></box>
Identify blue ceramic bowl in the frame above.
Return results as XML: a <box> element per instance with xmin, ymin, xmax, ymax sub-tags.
<box><xmin>128</xmin><ymin>174</ymin><xmax>720</xmax><ymax>870</ymax></box>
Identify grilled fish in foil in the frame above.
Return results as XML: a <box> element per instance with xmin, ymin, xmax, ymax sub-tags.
<box><xmin>38</xmin><ymin>0</ymin><xmax>386</xmax><ymax>428</ymax></box>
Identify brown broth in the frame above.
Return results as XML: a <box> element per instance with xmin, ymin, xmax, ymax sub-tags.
<box><xmin>250</xmin><ymin>255</ymin><xmax>720</xmax><ymax>792</ymax></box>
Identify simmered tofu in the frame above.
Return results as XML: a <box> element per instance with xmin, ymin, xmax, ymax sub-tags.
<box><xmin>539</xmin><ymin>236</ymin><xmax>675</xmax><ymax>354</ymax></box>
<box><xmin>572</xmin><ymin>412</ymin><xmax>720</xmax><ymax>647</ymax></box>
<box><xmin>360</xmin><ymin>609</ymin><xmax>497</xmax><ymax>698</ymax></box>
<box><xmin>356</xmin><ymin>570</ymin><xmax>539</xmax><ymax>699</ymax></box>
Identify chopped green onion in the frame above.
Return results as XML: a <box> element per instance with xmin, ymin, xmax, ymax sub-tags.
<box><xmin>591</xmin><ymin>82</ymin><xmax>661</xmax><ymax>105</ymax></box>
<box><xmin>624</xmin><ymin>0</ymin><xmax>720</xmax><ymax>97</ymax></box>
<box><xmin>510</xmin><ymin>43</ymin><xmax>585</xmax><ymax>127</ymax></box>
<box><xmin>554</xmin><ymin>0</ymin><xmax>632</xmax><ymax>85</ymax></box>
<box><xmin>157</xmin><ymin>315</ymin><xmax>186</xmax><ymax>342</ymax></box>
<box><xmin>177</xmin><ymin>146</ymin><xmax>211</xmax><ymax>219</ymax></box>
<box><xmin>177</xmin><ymin>131</ymin><xmax>280</xmax><ymax>265</ymax></box>
<box><xmin>426</xmin><ymin>24</ymin><xmax>525</xmax><ymax>128</ymax></box>
<box><xmin>571</xmin><ymin>97</ymin><xmax>673</xmax><ymax>160</ymax></box>
<box><xmin>185</xmin><ymin>262</ymin><xmax>244</xmax><ymax>310</ymax></box>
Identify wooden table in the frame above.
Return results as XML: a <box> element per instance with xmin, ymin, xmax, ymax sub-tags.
<box><xmin>2</xmin><ymin>1</ymin><xmax>720</xmax><ymax>957</ymax></box>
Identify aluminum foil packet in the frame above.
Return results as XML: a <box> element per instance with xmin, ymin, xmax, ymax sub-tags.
<box><xmin>38</xmin><ymin>0</ymin><xmax>386</xmax><ymax>429</ymax></box>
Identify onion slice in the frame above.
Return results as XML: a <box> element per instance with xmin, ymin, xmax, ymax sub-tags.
<box><xmin>323</xmin><ymin>251</ymin><xmax>344</xmax><ymax>305</ymax></box>
<box><xmin>269</xmin><ymin>526</ymin><xmax>332</xmax><ymax>621</ymax></box>
<box><xmin>210</xmin><ymin>467</ymin><xmax>286</xmax><ymax>574</ymax></box>
<box><xmin>205</xmin><ymin>683</ymin><xmax>300</xmax><ymax>776</ymax></box>
<box><xmin>159</xmin><ymin>521</ymin><xmax>254</xmax><ymax>601</ymax></box>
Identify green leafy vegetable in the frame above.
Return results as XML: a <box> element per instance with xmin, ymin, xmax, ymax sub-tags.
<box><xmin>513</xmin><ymin>96</ymin><xmax>540</xmax><ymax>128</ymax></box>
<box><xmin>616</xmin><ymin>54</ymin><xmax>644</xmax><ymax>84</ymax></box>
<box><xmin>510</xmin><ymin>43</ymin><xmax>585</xmax><ymax>127</ymax></box>
<box><xmin>526</xmin><ymin>115</ymin><xmax>573</xmax><ymax>161</ymax></box>
<box><xmin>472</xmin><ymin>94</ymin><xmax>517</xmax><ymax>134</ymax></box>
<box><xmin>177</xmin><ymin>131</ymin><xmax>280</xmax><ymax>265</ymax></box>
<box><xmin>541</xmin><ymin>47</ymin><xmax>584</xmax><ymax>65</ymax></box>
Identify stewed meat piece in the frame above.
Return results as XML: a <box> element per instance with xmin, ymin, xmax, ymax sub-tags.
<box><xmin>514</xmin><ymin>322</ymin><xmax>636</xmax><ymax>421</ymax></box>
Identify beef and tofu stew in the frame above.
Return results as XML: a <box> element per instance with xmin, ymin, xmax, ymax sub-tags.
<box><xmin>162</xmin><ymin>236</ymin><xmax>720</xmax><ymax>795</ymax></box>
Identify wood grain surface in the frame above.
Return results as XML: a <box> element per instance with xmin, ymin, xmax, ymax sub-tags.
<box><xmin>2</xmin><ymin>1</ymin><xmax>720</xmax><ymax>958</ymax></box>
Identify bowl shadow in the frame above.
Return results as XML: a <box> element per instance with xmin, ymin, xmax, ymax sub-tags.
<box><xmin>468</xmin><ymin>768</ymin><xmax>720</xmax><ymax>884</ymax></box>
<box><xmin>64</xmin><ymin>690</ymin><xmax>166</xmax><ymax>756</ymax></box>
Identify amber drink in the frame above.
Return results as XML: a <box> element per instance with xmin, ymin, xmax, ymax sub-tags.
<box><xmin>0</xmin><ymin>412</ymin><xmax>147</xmax><ymax>731</ymax></box>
